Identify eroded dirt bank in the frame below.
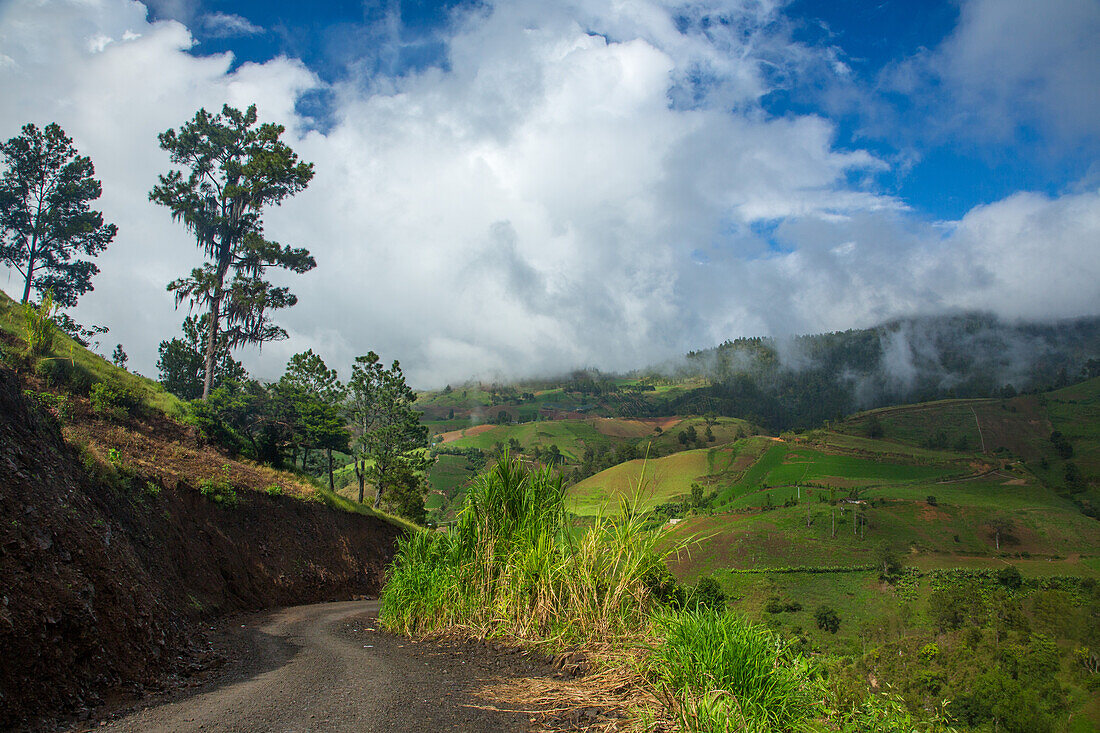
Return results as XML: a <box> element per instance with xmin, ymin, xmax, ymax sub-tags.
<box><xmin>0</xmin><ymin>367</ymin><xmax>402</xmax><ymax>730</ymax></box>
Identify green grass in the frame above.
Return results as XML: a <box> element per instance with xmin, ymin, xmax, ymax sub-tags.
<box><xmin>444</xmin><ymin>419</ymin><xmax>611</xmax><ymax>460</ymax></box>
<box><xmin>568</xmin><ymin>448</ymin><xmax>721</xmax><ymax>515</ymax></box>
<box><xmin>0</xmin><ymin>287</ymin><xmax>185</xmax><ymax>417</ymax></box>
<box><xmin>380</xmin><ymin>458</ymin><xmax>667</xmax><ymax>640</ymax></box>
<box><xmin>649</xmin><ymin>610</ymin><xmax>819</xmax><ymax>733</ymax></box>
<box><xmin>313</xmin><ymin>484</ymin><xmax>420</xmax><ymax>534</ymax></box>
<box><xmin>764</xmin><ymin>449</ymin><xmax>957</xmax><ymax>485</ymax></box>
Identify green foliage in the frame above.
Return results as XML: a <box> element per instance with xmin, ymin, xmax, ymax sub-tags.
<box><xmin>347</xmin><ymin>351</ymin><xmax>429</xmax><ymax>508</ymax></box>
<box><xmin>0</xmin><ymin>122</ymin><xmax>116</xmax><ymax>306</ymax></box>
<box><xmin>198</xmin><ymin>465</ymin><xmax>238</xmax><ymax>507</ymax></box>
<box><xmin>691</xmin><ymin>576</ymin><xmax>726</xmax><ymax>612</ymax></box>
<box><xmin>157</xmin><ymin>314</ymin><xmax>246</xmax><ymax>400</ymax></box>
<box><xmin>150</xmin><ymin>104</ymin><xmax>315</xmax><ymax>399</ymax></box>
<box><xmin>381</xmin><ymin>458</ymin><xmax>668</xmax><ymax>641</ymax></box>
<box><xmin>377</xmin><ymin>461</ymin><xmax>427</xmax><ymax>524</ymax></box>
<box><xmin>815</xmin><ymin>605</ymin><xmax>841</xmax><ymax>633</ymax></box>
<box><xmin>22</xmin><ymin>388</ymin><xmax>71</xmax><ymax>423</ymax></box>
<box><xmin>21</xmin><ymin>290</ymin><xmax>56</xmax><ymax>356</ymax></box>
<box><xmin>89</xmin><ymin>378</ymin><xmax>140</xmax><ymax>420</ymax></box>
<box><xmin>649</xmin><ymin>610</ymin><xmax>818</xmax><ymax>733</ymax></box>
<box><xmin>998</xmin><ymin>564</ymin><xmax>1023</xmax><ymax>590</ymax></box>
<box><xmin>277</xmin><ymin>348</ymin><xmax>348</xmax><ymax>487</ymax></box>
<box><xmin>264</xmin><ymin>484</ymin><xmax>283</xmax><ymax>496</ymax></box>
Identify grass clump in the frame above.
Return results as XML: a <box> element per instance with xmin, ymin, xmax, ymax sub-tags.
<box><xmin>381</xmin><ymin>457</ymin><xmax>667</xmax><ymax>640</ymax></box>
<box><xmin>22</xmin><ymin>291</ymin><xmax>56</xmax><ymax>357</ymax></box>
<box><xmin>649</xmin><ymin>610</ymin><xmax>819</xmax><ymax>733</ymax></box>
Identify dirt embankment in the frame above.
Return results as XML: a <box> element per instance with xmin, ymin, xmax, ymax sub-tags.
<box><xmin>0</xmin><ymin>367</ymin><xmax>402</xmax><ymax>730</ymax></box>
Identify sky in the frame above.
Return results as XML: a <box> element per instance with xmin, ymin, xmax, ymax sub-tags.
<box><xmin>0</xmin><ymin>0</ymin><xmax>1098</xmax><ymax>387</ymax></box>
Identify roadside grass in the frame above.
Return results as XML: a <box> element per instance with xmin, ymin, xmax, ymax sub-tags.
<box><xmin>648</xmin><ymin>610</ymin><xmax>819</xmax><ymax>733</ymax></box>
<box><xmin>381</xmin><ymin>458</ymin><xmax>667</xmax><ymax>640</ymax></box>
<box><xmin>380</xmin><ymin>458</ymin><xmax>954</xmax><ymax>732</ymax></box>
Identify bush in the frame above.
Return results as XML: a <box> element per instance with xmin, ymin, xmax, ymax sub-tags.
<box><xmin>90</xmin><ymin>379</ymin><xmax>140</xmax><ymax>419</ymax></box>
<box><xmin>815</xmin><ymin>605</ymin><xmax>840</xmax><ymax>633</ymax></box>
<box><xmin>265</xmin><ymin>484</ymin><xmax>284</xmax><ymax>496</ymax></box>
<box><xmin>998</xmin><ymin>564</ymin><xmax>1023</xmax><ymax>590</ymax></box>
<box><xmin>692</xmin><ymin>576</ymin><xmax>726</xmax><ymax>612</ymax></box>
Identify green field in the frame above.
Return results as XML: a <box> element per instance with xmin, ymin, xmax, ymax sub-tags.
<box><xmin>568</xmin><ymin>448</ymin><xmax>720</xmax><ymax>515</ymax></box>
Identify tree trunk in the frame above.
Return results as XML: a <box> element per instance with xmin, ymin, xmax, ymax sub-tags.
<box><xmin>201</xmin><ymin>288</ymin><xmax>223</xmax><ymax>401</ymax></box>
<box><xmin>21</xmin><ymin>267</ymin><xmax>33</xmax><ymax>304</ymax></box>
<box><xmin>327</xmin><ymin>448</ymin><xmax>334</xmax><ymax>492</ymax></box>
<box><xmin>355</xmin><ymin>460</ymin><xmax>365</xmax><ymax>504</ymax></box>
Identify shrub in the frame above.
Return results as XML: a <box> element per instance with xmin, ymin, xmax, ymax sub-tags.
<box><xmin>692</xmin><ymin>576</ymin><xmax>726</xmax><ymax>612</ymax></box>
<box><xmin>23</xmin><ymin>389</ymin><xmax>71</xmax><ymax>423</ymax></box>
<box><xmin>919</xmin><ymin>642</ymin><xmax>940</xmax><ymax>662</ymax></box>
<box><xmin>90</xmin><ymin>379</ymin><xmax>140</xmax><ymax>419</ymax></box>
<box><xmin>265</xmin><ymin>484</ymin><xmax>284</xmax><ymax>496</ymax></box>
<box><xmin>815</xmin><ymin>605</ymin><xmax>840</xmax><ymax>633</ymax></box>
<box><xmin>198</xmin><ymin>465</ymin><xmax>238</xmax><ymax>507</ymax></box>
<box><xmin>997</xmin><ymin>564</ymin><xmax>1023</xmax><ymax>590</ymax></box>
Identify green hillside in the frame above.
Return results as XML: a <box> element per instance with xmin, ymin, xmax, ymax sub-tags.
<box><xmin>0</xmin><ymin>288</ymin><xmax>184</xmax><ymax>417</ymax></box>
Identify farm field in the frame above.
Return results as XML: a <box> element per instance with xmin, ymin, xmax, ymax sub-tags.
<box><xmin>567</xmin><ymin>448</ymin><xmax>721</xmax><ymax>515</ymax></box>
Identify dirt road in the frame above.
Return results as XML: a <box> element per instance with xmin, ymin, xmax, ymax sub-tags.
<box><xmin>97</xmin><ymin>600</ymin><xmax>537</xmax><ymax>733</ymax></box>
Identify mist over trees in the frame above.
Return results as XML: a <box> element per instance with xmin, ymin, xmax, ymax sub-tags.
<box><xmin>651</xmin><ymin>313</ymin><xmax>1100</xmax><ymax>431</ymax></box>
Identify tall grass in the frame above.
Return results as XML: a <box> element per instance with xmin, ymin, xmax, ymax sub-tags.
<box><xmin>649</xmin><ymin>610</ymin><xmax>819</xmax><ymax>733</ymax></box>
<box><xmin>380</xmin><ymin>458</ymin><xmax>668</xmax><ymax>641</ymax></box>
<box><xmin>379</xmin><ymin>457</ymin><xmax>953</xmax><ymax>733</ymax></box>
<box><xmin>22</xmin><ymin>290</ymin><xmax>56</xmax><ymax>357</ymax></box>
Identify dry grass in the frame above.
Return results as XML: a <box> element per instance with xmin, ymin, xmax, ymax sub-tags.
<box><xmin>428</xmin><ymin>628</ymin><xmax>674</xmax><ymax>733</ymax></box>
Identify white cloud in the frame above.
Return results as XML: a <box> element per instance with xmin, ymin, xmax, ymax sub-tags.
<box><xmin>202</xmin><ymin>12</ymin><xmax>262</xmax><ymax>38</ymax></box>
<box><xmin>0</xmin><ymin>0</ymin><xmax>1096</xmax><ymax>389</ymax></box>
<box><xmin>887</xmin><ymin>0</ymin><xmax>1100</xmax><ymax>146</ymax></box>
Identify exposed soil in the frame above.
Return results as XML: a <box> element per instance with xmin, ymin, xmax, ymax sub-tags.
<box><xmin>0</xmin><ymin>367</ymin><xmax>403</xmax><ymax>730</ymax></box>
<box><xmin>437</xmin><ymin>423</ymin><xmax>498</xmax><ymax>444</ymax></box>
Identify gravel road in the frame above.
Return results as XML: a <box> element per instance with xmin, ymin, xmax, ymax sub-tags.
<box><xmin>97</xmin><ymin>600</ymin><xmax>537</xmax><ymax>733</ymax></box>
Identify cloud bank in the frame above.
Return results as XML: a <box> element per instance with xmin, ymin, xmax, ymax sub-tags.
<box><xmin>0</xmin><ymin>0</ymin><xmax>1097</xmax><ymax>387</ymax></box>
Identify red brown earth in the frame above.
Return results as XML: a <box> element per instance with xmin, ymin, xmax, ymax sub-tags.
<box><xmin>0</xmin><ymin>366</ymin><xmax>403</xmax><ymax>730</ymax></box>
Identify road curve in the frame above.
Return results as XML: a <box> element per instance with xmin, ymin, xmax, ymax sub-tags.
<box><xmin>99</xmin><ymin>600</ymin><xmax>533</xmax><ymax>733</ymax></box>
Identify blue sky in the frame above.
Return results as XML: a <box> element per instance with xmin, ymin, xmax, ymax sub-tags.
<box><xmin>1</xmin><ymin>0</ymin><xmax>1098</xmax><ymax>384</ymax></box>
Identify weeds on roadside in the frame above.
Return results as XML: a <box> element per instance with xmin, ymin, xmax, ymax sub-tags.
<box><xmin>381</xmin><ymin>457</ymin><xmax>669</xmax><ymax>642</ymax></box>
